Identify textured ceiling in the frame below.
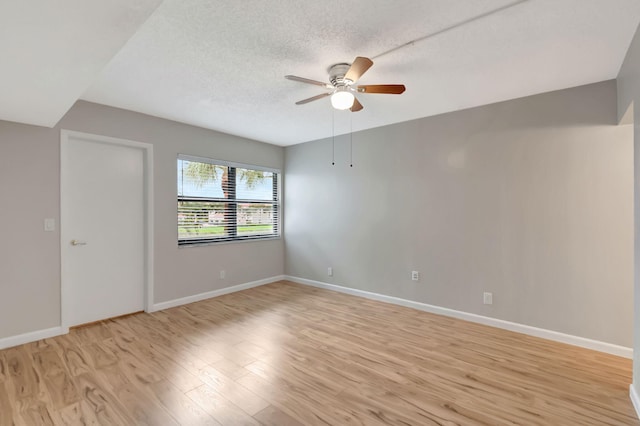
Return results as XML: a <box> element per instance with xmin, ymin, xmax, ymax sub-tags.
<box><xmin>0</xmin><ymin>0</ymin><xmax>163</xmax><ymax>127</ymax></box>
<box><xmin>4</xmin><ymin>1</ymin><xmax>640</xmax><ymax>146</ymax></box>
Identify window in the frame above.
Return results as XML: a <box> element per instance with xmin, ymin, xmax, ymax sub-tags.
<box><xmin>177</xmin><ymin>155</ymin><xmax>280</xmax><ymax>245</ymax></box>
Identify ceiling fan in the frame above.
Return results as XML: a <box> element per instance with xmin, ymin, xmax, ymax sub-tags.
<box><xmin>285</xmin><ymin>56</ymin><xmax>406</xmax><ymax>112</ymax></box>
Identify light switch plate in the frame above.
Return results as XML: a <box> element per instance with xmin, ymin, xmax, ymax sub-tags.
<box><xmin>44</xmin><ymin>218</ymin><xmax>55</xmax><ymax>232</ymax></box>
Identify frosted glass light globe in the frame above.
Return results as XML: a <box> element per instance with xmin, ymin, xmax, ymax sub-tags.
<box><xmin>331</xmin><ymin>90</ymin><xmax>355</xmax><ymax>110</ymax></box>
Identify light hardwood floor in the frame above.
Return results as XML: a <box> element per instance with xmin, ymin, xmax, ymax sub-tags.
<box><xmin>0</xmin><ymin>280</ymin><xmax>636</xmax><ymax>425</ymax></box>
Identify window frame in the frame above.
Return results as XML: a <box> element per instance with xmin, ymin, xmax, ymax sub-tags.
<box><xmin>177</xmin><ymin>154</ymin><xmax>281</xmax><ymax>246</ymax></box>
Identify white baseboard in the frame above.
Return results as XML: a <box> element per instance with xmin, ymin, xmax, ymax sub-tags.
<box><xmin>151</xmin><ymin>275</ymin><xmax>285</xmax><ymax>312</ymax></box>
<box><xmin>0</xmin><ymin>276</ymin><xmax>285</xmax><ymax>350</ymax></box>
<box><xmin>631</xmin><ymin>385</ymin><xmax>640</xmax><ymax>420</ymax></box>
<box><xmin>0</xmin><ymin>326</ymin><xmax>67</xmax><ymax>351</ymax></box>
<box><xmin>285</xmin><ymin>275</ymin><xmax>633</xmax><ymax>359</ymax></box>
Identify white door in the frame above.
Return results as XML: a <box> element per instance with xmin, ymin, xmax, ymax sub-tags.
<box><xmin>61</xmin><ymin>133</ymin><xmax>146</xmax><ymax>327</ymax></box>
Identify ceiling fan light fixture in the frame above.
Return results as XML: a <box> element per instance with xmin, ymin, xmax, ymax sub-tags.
<box><xmin>331</xmin><ymin>90</ymin><xmax>355</xmax><ymax>110</ymax></box>
<box><xmin>287</xmin><ymin>56</ymin><xmax>405</xmax><ymax>112</ymax></box>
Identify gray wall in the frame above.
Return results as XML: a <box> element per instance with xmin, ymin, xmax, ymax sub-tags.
<box><xmin>285</xmin><ymin>80</ymin><xmax>633</xmax><ymax>347</ymax></box>
<box><xmin>617</xmin><ymin>22</ymin><xmax>640</xmax><ymax>389</ymax></box>
<box><xmin>0</xmin><ymin>101</ymin><xmax>284</xmax><ymax>339</ymax></box>
<box><xmin>0</xmin><ymin>122</ymin><xmax>61</xmax><ymax>338</ymax></box>
<box><xmin>0</xmin><ymin>79</ymin><xmax>634</xmax><ymax>352</ymax></box>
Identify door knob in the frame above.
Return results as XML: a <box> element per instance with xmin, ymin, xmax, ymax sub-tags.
<box><xmin>70</xmin><ymin>239</ymin><xmax>87</xmax><ymax>246</ymax></box>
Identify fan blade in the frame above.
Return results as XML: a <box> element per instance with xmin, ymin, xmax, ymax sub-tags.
<box><xmin>295</xmin><ymin>92</ymin><xmax>331</xmax><ymax>105</ymax></box>
<box><xmin>285</xmin><ymin>75</ymin><xmax>332</xmax><ymax>88</ymax></box>
<box><xmin>344</xmin><ymin>57</ymin><xmax>374</xmax><ymax>83</ymax></box>
<box><xmin>357</xmin><ymin>84</ymin><xmax>406</xmax><ymax>94</ymax></box>
<box><xmin>350</xmin><ymin>97</ymin><xmax>363</xmax><ymax>112</ymax></box>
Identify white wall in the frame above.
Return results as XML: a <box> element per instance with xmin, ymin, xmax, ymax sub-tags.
<box><xmin>0</xmin><ymin>101</ymin><xmax>284</xmax><ymax>339</ymax></box>
<box><xmin>285</xmin><ymin>80</ymin><xmax>633</xmax><ymax>347</ymax></box>
<box><xmin>617</xmin><ymin>22</ymin><xmax>640</xmax><ymax>393</ymax></box>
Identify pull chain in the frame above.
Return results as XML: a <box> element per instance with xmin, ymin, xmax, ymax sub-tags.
<box><xmin>350</xmin><ymin>112</ymin><xmax>353</xmax><ymax>167</ymax></box>
<box><xmin>332</xmin><ymin>109</ymin><xmax>335</xmax><ymax>166</ymax></box>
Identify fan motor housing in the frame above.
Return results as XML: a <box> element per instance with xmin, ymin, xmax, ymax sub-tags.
<box><xmin>328</xmin><ymin>63</ymin><xmax>353</xmax><ymax>87</ymax></box>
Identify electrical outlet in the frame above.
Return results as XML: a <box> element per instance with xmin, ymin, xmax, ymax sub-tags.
<box><xmin>327</xmin><ymin>267</ymin><xmax>333</xmax><ymax>277</ymax></box>
<box><xmin>483</xmin><ymin>292</ymin><xmax>493</xmax><ymax>305</ymax></box>
<box><xmin>219</xmin><ymin>270</ymin><xmax>226</xmax><ymax>279</ymax></box>
<box><xmin>411</xmin><ymin>271</ymin><xmax>419</xmax><ymax>281</ymax></box>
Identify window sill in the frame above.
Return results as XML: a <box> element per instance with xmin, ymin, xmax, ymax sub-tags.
<box><xmin>177</xmin><ymin>236</ymin><xmax>281</xmax><ymax>248</ymax></box>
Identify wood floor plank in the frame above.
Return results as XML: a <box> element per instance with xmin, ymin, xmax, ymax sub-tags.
<box><xmin>69</xmin><ymin>322</ymin><xmax>113</xmax><ymax>344</ymax></box>
<box><xmin>244</xmin><ymin>358</ymin><xmax>344</xmax><ymax>397</ymax></box>
<box><xmin>100</xmin><ymin>337</ymin><xmax>164</xmax><ymax>387</ymax></box>
<box><xmin>0</xmin><ymin>281</ymin><xmax>636</xmax><ymax>425</ymax></box>
<box><xmin>23</xmin><ymin>337</ymin><xmax>61</xmax><ymax>356</ymax></box>
<box><xmin>72</xmin><ymin>373</ymin><xmax>136</xmax><ymax>425</ymax></box>
<box><xmin>112</xmin><ymin>382</ymin><xmax>179</xmax><ymax>425</ymax></box>
<box><xmin>127</xmin><ymin>315</ymin><xmax>219</xmax><ymax>372</ymax></box>
<box><xmin>209</xmin><ymin>357</ymin><xmax>251</xmax><ymax>380</ymax></box>
<box><xmin>186</xmin><ymin>383</ymin><xmax>261</xmax><ymax>425</ymax></box>
<box><xmin>4</xmin><ymin>346</ymin><xmax>38</xmax><ymax>401</ymax></box>
<box><xmin>31</xmin><ymin>350</ymin><xmax>80</xmax><ymax>410</ymax></box>
<box><xmin>0</xmin><ymin>352</ymin><xmax>7</xmax><ymax>383</ymax></box>
<box><xmin>0</xmin><ymin>382</ymin><xmax>17</xmax><ymax>425</ymax></box>
<box><xmin>197</xmin><ymin>364</ymin><xmax>270</xmax><ymax>416</ymax></box>
<box><xmin>236</xmin><ymin>370</ymin><xmax>366</xmax><ymax>425</ymax></box>
<box><xmin>104</xmin><ymin>317</ymin><xmax>138</xmax><ymax>344</ymax></box>
<box><xmin>149</xmin><ymin>379</ymin><xmax>220</xmax><ymax>425</ymax></box>
<box><xmin>253</xmin><ymin>404</ymin><xmax>305</xmax><ymax>426</ymax></box>
<box><xmin>130</xmin><ymin>338</ymin><xmax>205</xmax><ymax>392</ymax></box>
<box><xmin>14</xmin><ymin>400</ymin><xmax>55</xmax><ymax>426</ymax></box>
<box><xmin>54</xmin><ymin>337</ymin><xmax>93</xmax><ymax>378</ymax></box>
<box><xmin>53</xmin><ymin>401</ymin><xmax>101</xmax><ymax>426</ymax></box>
<box><xmin>78</xmin><ymin>342</ymin><xmax>118</xmax><ymax>371</ymax></box>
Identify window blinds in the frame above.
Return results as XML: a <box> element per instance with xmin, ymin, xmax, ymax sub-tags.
<box><xmin>177</xmin><ymin>156</ymin><xmax>280</xmax><ymax>245</ymax></box>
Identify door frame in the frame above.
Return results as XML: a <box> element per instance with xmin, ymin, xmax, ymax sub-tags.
<box><xmin>60</xmin><ymin>130</ymin><xmax>154</xmax><ymax>331</ymax></box>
